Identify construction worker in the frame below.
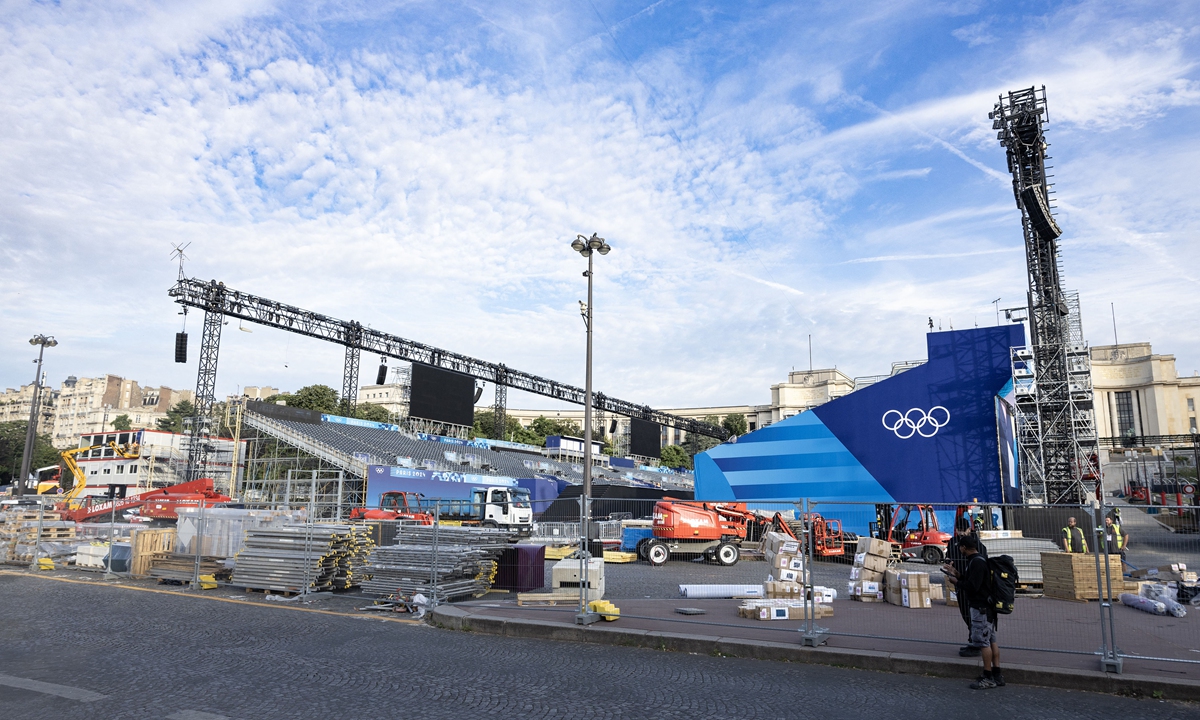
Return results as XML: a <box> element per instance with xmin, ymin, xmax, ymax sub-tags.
<box><xmin>1103</xmin><ymin>515</ymin><xmax>1128</xmax><ymax>562</ymax></box>
<box><xmin>1062</xmin><ymin>516</ymin><xmax>1088</xmax><ymax>553</ymax></box>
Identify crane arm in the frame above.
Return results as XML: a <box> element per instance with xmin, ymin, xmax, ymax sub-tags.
<box><xmin>58</xmin><ymin>442</ymin><xmax>141</xmax><ymax>509</ymax></box>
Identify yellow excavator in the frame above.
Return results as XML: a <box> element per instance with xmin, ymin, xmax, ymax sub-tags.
<box><xmin>58</xmin><ymin>441</ymin><xmax>142</xmax><ymax>509</ymax></box>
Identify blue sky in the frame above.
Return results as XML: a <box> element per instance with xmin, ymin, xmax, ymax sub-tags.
<box><xmin>1</xmin><ymin>1</ymin><xmax>1198</xmax><ymax>410</ymax></box>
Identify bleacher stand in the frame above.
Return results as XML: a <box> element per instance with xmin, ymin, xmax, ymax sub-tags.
<box><xmin>252</xmin><ymin>410</ymin><xmax>693</xmax><ymax>489</ymax></box>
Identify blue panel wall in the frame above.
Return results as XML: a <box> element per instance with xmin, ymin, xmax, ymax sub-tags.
<box><xmin>695</xmin><ymin>325</ymin><xmax>1025</xmax><ymax>504</ymax></box>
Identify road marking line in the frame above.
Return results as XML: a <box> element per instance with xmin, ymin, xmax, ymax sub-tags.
<box><xmin>167</xmin><ymin>711</ymin><xmax>230</xmax><ymax>719</ymax></box>
<box><xmin>0</xmin><ymin>571</ymin><xmax>419</xmax><ymax>625</ymax></box>
<box><xmin>0</xmin><ymin>673</ymin><xmax>106</xmax><ymax>702</ymax></box>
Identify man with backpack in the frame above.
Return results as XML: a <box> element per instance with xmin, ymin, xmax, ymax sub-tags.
<box><xmin>958</xmin><ymin>535</ymin><xmax>1004</xmax><ymax>689</ymax></box>
<box><xmin>943</xmin><ymin>517</ymin><xmax>987</xmax><ymax>657</ymax></box>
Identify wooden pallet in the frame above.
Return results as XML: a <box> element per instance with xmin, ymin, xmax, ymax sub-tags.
<box><xmin>131</xmin><ymin>529</ymin><xmax>176</xmax><ymax>578</ymax></box>
<box><xmin>517</xmin><ymin>591</ymin><xmax>580</xmax><ymax>606</ymax></box>
<box><xmin>4</xmin><ymin>512</ymin><xmax>62</xmax><ymax>522</ymax></box>
<box><xmin>1040</xmin><ymin>552</ymin><xmax>1125</xmax><ymax>601</ymax></box>
<box><xmin>543</xmin><ymin>546</ymin><xmax>577</xmax><ymax>560</ymax></box>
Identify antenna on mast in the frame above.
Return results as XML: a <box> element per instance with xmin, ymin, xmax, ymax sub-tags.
<box><xmin>170</xmin><ymin>242</ymin><xmax>191</xmax><ymax>281</ymax></box>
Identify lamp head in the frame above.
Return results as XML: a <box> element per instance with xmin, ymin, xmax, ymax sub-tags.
<box><xmin>46</xmin><ymin>338</ymin><xmax>58</xmax><ymax>347</ymax></box>
<box><xmin>597</xmin><ymin>242</ymin><xmax>611</xmax><ymax>255</ymax></box>
<box><xmin>571</xmin><ymin>237</ymin><xmax>585</xmax><ymax>253</ymax></box>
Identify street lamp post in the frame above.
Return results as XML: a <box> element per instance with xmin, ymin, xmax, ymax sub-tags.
<box><xmin>571</xmin><ymin>232</ymin><xmax>610</xmax><ymax>624</ymax></box>
<box><xmin>18</xmin><ymin>335</ymin><xmax>57</xmax><ymax>496</ymax></box>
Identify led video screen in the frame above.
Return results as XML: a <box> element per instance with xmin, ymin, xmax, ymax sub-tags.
<box><xmin>409</xmin><ymin>363</ymin><xmax>476</xmax><ymax>427</ymax></box>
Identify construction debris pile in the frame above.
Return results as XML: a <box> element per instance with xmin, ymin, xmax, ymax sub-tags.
<box><xmin>362</xmin><ymin>525</ymin><xmax>514</xmax><ymax>602</ymax></box>
<box><xmin>231</xmin><ymin>525</ymin><xmax>374</xmax><ymax>593</ymax></box>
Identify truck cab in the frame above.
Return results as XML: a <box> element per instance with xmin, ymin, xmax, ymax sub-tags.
<box><xmin>472</xmin><ymin>487</ymin><xmax>532</xmax><ymax>535</ymax></box>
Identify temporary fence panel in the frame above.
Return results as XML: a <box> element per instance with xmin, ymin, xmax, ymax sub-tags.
<box><xmin>1099</xmin><ymin>496</ymin><xmax>1200</xmax><ymax>671</ymax></box>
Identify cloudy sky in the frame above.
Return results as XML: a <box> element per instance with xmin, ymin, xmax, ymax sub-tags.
<box><xmin>2</xmin><ymin>0</ymin><xmax>1197</xmax><ymax>411</ymax></box>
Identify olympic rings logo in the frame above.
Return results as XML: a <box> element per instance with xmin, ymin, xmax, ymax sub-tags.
<box><xmin>882</xmin><ymin>407</ymin><xmax>950</xmax><ymax>439</ymax></box>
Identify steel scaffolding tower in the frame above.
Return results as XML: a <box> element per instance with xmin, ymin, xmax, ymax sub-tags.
<box><xmin>185</xmin><ymin>280</ymin><xmax>225</xmax><ymax>482</ymax></box>
<box><xmin>992</xmin><ymin>87</ymin><xmax>1099</xmax><ymax>504</ymax></box>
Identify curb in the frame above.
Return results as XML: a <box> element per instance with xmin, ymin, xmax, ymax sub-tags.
<box><xmin>429</xmin><ymin>606</ymin><xmax>1200</xmax><ymax>702</ymax></box>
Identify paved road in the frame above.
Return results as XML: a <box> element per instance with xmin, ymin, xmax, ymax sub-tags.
<box><xmin>0</xmin><ymin>573</ymin><xmax>1194</xmax><ymax>720</ymax></box>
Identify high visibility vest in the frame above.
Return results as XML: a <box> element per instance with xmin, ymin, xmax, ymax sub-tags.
<box><xmin>1063</xmin><ymin>526</ymin><xmax>1088</xmax><ymax>553</ymax></box>
<box><xmin>1108</xmin><ymin>523</ymin><xmax>1125</xmax><ymax>550</ymax></box>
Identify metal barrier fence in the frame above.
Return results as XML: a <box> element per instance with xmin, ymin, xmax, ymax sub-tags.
<box><xmin>519</xmin><ymin>495</ymin><xmax>1199</xmax><ymax>676</ymax></box>
<box><xmin>5</xmin><ymin>491</ymin><xmax>1196</xmax><ymax>677</ymax></box>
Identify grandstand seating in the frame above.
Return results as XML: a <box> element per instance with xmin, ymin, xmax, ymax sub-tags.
<box><xmin>252</xmin><ymin>410</ymin><xmax>693</xmax><ymax>489</ymax></box>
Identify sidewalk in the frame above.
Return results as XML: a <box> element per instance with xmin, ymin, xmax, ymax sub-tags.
<box><xmin>431</xmin><ymin>595</ymin><xmax>1200</xmax><ymax>701</ymax></box>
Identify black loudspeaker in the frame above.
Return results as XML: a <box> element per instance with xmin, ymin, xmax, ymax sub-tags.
<box><xmin>1020</xmin><ymin>185</ymin><xmax>1061</xmax><ymax>241</ymax></box>
<box><xmin>376</xmin><ymin>364</ymin><xmax>388</xmax><ymax>385</ymax></box>
<box><xmin>609</xmin><ymin>419</ymin><xmax>618</xmax><ymax>434</ymax></box>
<box><xmin>174</xmin><ymin>332</ymin><xmax>188</xmax><ymax>363</ymax></box>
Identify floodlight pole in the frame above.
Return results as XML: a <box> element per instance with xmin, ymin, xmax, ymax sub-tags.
<box><xmin>583</xmin><ymin>248</ymin><xmax>595</xmax><ymax>529</ymax></box>
<box><xmin>571</xmin><ymin>232</ymin><xmax>610</xmax><ymax>625</ymax></box>
<box><xmin>18</xmin><ymin>336</ymin><xmax>56</xmax><ymax>497</ymax></box>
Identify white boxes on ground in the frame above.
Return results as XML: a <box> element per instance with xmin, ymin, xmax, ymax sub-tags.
<box><xmin>75</xmin><ymin>543</ymin><xmax>109</xmax><ymax>568</ymax></box>
<box><xmin>551</xmin><ymin>558</ymin><xmax>605</xmax><ymax>602</ymax></box>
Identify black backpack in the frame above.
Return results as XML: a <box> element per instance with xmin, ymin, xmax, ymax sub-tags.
<box><xmin>987</xmin><ymin>555</ymin><xmax>1019</xmax><ymax>615</ymax></box>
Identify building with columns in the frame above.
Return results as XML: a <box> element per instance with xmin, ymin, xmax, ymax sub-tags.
<box><xmin>1090</xmin><ymin>343</ymin><xmax>1200</xmax><ymax>439</ymax></box>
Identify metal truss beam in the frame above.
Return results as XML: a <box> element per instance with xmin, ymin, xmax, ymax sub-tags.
<box><xmin>169</xmin><ymin>277</ymin><xmax>728</xmax><ymax>441</ymax></box>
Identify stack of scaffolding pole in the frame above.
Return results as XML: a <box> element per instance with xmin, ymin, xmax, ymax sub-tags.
<box><xmin>231</xmin><ymin>525</ymin><xmax>374</xmax><ymax>593</ymax></box>
<box><xmin>362</xmin><ymin>525</ymin><xmax>514</xmax><ymax>602</ymax></box>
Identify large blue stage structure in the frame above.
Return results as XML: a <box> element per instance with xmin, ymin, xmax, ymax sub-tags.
<box><xmin>695</xmin><ymin>326</ymin><xmax>1025</xmax><ymax>511</ymax></box>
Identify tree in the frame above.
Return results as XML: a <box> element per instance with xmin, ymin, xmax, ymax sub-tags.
<box><xmin>722</xmin><ymin>413</ymin><xmax>748</xmax><ymax>437</ymax></box>
<box><xmin>683</xmin><ymin>415</ymin><xmax>723</xmax><ymax>455</ymax></box>
<box><xmin>0</xmin><ymin>421</ymin><xmax>59</xmax><ymax>485</ymax></box>
<box><xmin>354</xmin><ymin>402</ymin><xmax>391</xmax><ymax>423</ymax></box>
<box><xmin>111</xmin><ymin>414</ymin><xmax>132</xmax><ymax>431</ymax></box>
<box><xmin>473</xmin><ymin>411</ymin><xmax>543</xmax><ymax>445</ymax></box>
<box><xmin>156</xmin><ymin>400</ymin><xmax>195</xmax><ymax>433</ymax></box>
<box><xmin>289</xmin><ymin>385</ymin><xmax>340</xmax><ymax>414</ymax></box>
<box><xmin>659</xmin><ymin>444</ymin><xmax>691</xmax><ymax>470</ymax></box>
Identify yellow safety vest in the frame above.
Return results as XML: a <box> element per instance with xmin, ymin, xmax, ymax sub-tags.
<box><xmin>1108</xmin><ymin>523</ymin><xmax>1125</xmax><ymax>550</ymax></box>
<box><xmin>1062</xmin><ymin>526</ymin><xmax>1088</xmax><ymax>553</ymax></box>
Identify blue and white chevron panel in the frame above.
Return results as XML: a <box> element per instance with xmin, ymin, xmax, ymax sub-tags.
<box><xmin>696</xmin><ymin>325</ymin><xmax>1025</xmax><ymax>505</ymax></box>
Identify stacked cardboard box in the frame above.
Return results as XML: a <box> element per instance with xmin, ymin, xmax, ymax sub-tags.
<box><xmin>763</xmin><ymin>531</ymin><xmax>802</xmax><ymax>564</ymax></box>
<box><xmin>943</xmin><ymin>576</ymin><xmax>959</xmax><ymax>607</ymax></box>
<box><xmin>847</xmin><ymin>536</ymin><xmax>891</xmax><ymax>601</ymax></box>
<box><xmin>884</xmin><ymin>568</ymin><xmax>932</xmax><ymax>608</ymax></box>
<box><xmin>738</xmin><ymin>598</ymin><xmax>834</xmax><ymax>620</ymax></box>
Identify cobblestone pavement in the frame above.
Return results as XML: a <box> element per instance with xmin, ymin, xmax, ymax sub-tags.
<box><xmin>0</xmin><ymin>573</ymin><xmax>1194</xmax><ymax>720</ymax></box>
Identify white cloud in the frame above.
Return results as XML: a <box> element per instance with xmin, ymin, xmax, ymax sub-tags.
<box><xmin>2</xmin><ymin>0</ymin><xmax>1199</xmax><ymax>408</ymax></box>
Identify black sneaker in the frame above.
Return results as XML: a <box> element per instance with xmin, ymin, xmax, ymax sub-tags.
<box><xmin>959</xmin><ymin>646</ymin><xmax>982</xmax><ymax>657</ymax></box>
<box><xmin>970</xmin><ymin>676</ymin><xmax>998</xmax><ymax>690</ymax></box>
<box><xmin>992</xmin><ymin>673</ymin><xmax>1005</xmax><ymax>687</ymax></box>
